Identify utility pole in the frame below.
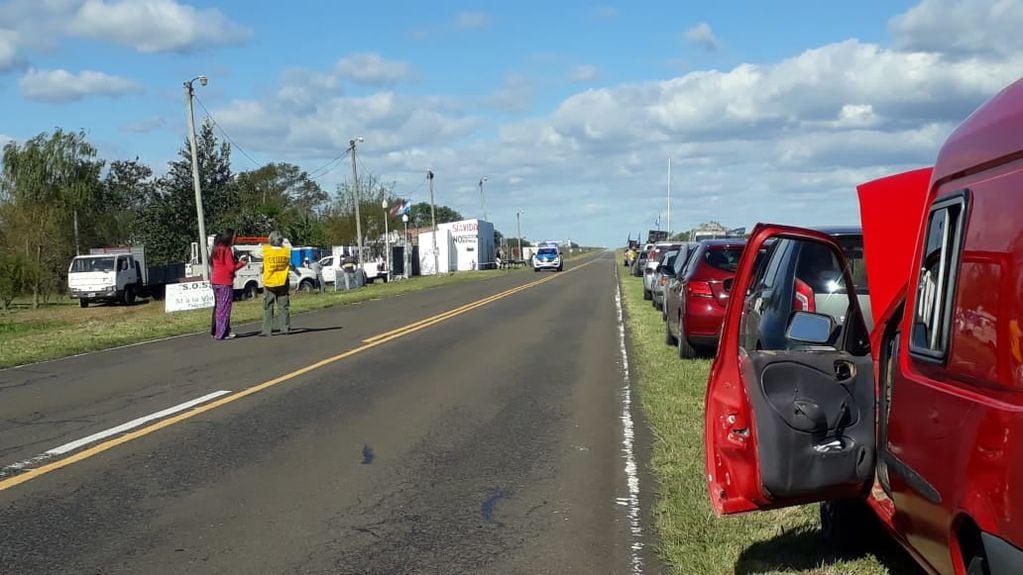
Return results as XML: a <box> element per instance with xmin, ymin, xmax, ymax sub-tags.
<box><xmin>667</xmin><ymin>156</ymin><xmax>672</xmax><ymax>237</ymax></box>
<box><xmin>349</xmin><ymin>138</ymin><xmax>364</xmax><ymax>264</ymax></box>
<box><xmin>479</xmin><ymin>176</ymin><xmax>488</xmax><ymax>221</ymax></box>
<box><xmin>516</xmin><ymin>210</ymin><xmax>522</xmax><ymax>261</ymax></box>
<box><xmin>428</xmin><ymin>169</ymin><xmax>439</xmax><ymax>275</ymax></box>
<box><xmin>185</xmin><ymin>75</ymin><xmax>210</xmax><ymax>281</ymax></box>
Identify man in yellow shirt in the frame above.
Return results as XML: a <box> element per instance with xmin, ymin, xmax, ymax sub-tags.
<box><xmin>262</xmin><ymin>231</ymin><xmax>292</xmax><ymax>336</ymax></box>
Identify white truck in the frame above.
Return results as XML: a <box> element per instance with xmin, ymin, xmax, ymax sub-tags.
<box><xmin>230</xmin><ymin>243</ymin><xmax>319</xmax><ymax>297</ymax></box>
<box><xmin>317</xmin><ymin>255</ymin><xmax>389</xmax><ymax>285</ymax></box>
<box><xmin>68</xmin><ymin>247</ymin><xmax>185</xmax><ymax>308</ymax></box>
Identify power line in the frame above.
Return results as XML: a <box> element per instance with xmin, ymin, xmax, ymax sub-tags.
<box><xmin>193</xmin><ymin>95</ymin><xmax>261</xmax><ymax>168</ymax></box>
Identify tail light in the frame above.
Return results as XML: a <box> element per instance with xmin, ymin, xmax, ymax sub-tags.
<box><xmin>794</xmin><ymin>278</ymin><xmax>816</xmax><ymax>312</ymax></box>
<box><xmin>687</xmin><ymin>280</ymin><xmax>713</xmax><ymax>298</ymax></box>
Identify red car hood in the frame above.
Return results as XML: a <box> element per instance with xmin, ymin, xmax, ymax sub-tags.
<box><xmin>856</xmin><ymin>167</ymin><xmax>933</xmax><ymax>333</ymax></box>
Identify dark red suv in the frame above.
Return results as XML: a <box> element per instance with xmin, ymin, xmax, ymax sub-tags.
<box><xmin>664</xmin><ymin>239</ymin><xmax>746</xmax><ymax>358</ymax></box>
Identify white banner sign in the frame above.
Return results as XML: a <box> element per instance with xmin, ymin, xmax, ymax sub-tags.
<box><xmin>165</xmin><ymin>281</ymin><xmax>215</xmax><ymax>313</ymax></box>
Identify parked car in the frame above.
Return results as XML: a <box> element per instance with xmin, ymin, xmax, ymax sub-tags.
<box><xmin>661</xmin><ymin>242</ymin><xmax>700</xmax><ymax>326</ymax></box>
<box><xmin>739</xmin><ymin>227</ymin><xmax>872</xmax><ymax>351</ymax></box>
<box><xmin>643</xmin><ymin>242</ymin><xmax>683</xmax><ymax>299</ymax></box>
<box><xmin>704</xmin><ymin>77</ymin><xmax>1023</xmax><ymax>575</ymax></box>
<box><xmin>653</xmin><ymin>243</ymin><xmax>697</xmax><ymax>315</ymax></box>
<box><xmin>663</xmin><ymin>239</ymin><xmax>745</xmax><ymax>358</ymax></box>
<box><xmin>631</xmin><ymin>249</ymin><xmax>649</xmax><ymax>277</ymax></box>
<box><xmin>532</xmin><ymin>246</ymin><xmax>563</xmax><ymax>272</ymax></box>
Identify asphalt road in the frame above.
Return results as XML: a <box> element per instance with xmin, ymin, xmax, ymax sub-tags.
<box><xmin>0</xmin><ymin>252</ymin><xmax>661</xmax><ymax>574</ymax></box>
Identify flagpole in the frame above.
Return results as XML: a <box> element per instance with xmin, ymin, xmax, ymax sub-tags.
<box><xmin>667</xmin><ymin>156</ymin><xmax>671</xmax><ymax>237</ymax></box>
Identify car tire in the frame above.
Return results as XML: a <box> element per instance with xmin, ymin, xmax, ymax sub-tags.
<box><xmin>678</xmin><ymin>315</ymin><xmax>696</xmax><ymax>359</ymax></box>
<box><xmin>299</xmin><ymin>279</ymin><xmax>314</xmax><ymax>293</ymax></box>
<box><xmin>79</xmin><ymin>299</ymin><xmax>89</xmax><ymax>308</ymax></box>
<box><xmin>244</xmin><ymin>282</ymin><xmax>259</xmax><ymax>300</ymax></box>
<box><xmin>124</xmin><ymin>286</ymin><xmax>136</xmax><ymax>306</ymax></box>
<box><xmin>820</xmin><ymin>499</ymin><xmax>876</xmax><ymax>551</ymax></box>
<box><xmin>643</xmin><ymin>288</ymin><xmax>652</xmax><ymax>301</ymax></box>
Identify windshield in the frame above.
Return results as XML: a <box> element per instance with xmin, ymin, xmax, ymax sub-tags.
<box><xmin>538</xmin><ymin>248</ymin><xmax>559</xmax><ymax>257</ymax></box>
<box><xmin>70</xmin><ymin>257</ymin><xmax>115</xmax><ymax>273</ymax></box>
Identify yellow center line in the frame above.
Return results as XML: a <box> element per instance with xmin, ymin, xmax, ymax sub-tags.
<box><xmin>0</xmin><ymin>255</ymin><xmax>602</xmax><ymax>492</ymax></box>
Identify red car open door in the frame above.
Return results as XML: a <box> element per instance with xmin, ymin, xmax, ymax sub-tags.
<box><xmin>705</xmin><ymin>224</ymin><xmax>877</xmax><ymax>515</ymax></box>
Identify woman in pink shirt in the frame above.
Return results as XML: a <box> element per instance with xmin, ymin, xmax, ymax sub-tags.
<box><xmin>211</xmin><ymin>230</ymin><xmax>247</xmax><ymax>340</ymax></box>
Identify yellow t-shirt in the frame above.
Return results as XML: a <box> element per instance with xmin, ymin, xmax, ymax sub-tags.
<box><xmin>262</xmin><ymin>245</ymin><xmax>291</xmax><ymax>288</ymax></box>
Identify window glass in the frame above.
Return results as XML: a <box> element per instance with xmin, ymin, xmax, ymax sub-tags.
<box><xmin>71</xmin><ymin>257</ymin><xmax>115</xmax><ymax>273</ymax></box>
<box><xmin>703</xmin><ymin>247</ymin><xmax>744</xmax><ymax>272</ymax></box>
<box><xmin>912</xmin><ymin>200</ymin><xmax>964</xmax><ymax>355</ymax></box>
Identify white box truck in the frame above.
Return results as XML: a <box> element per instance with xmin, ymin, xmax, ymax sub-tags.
<box><xmin>68</xmin><ymin>246</ymin><xmax>185</xmax><ymax>307</ymax></box>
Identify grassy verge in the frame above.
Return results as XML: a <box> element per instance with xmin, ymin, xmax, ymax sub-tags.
<box><xmin>0</xmin><ymin>269</ymin><xmax>526</xmax><ymax>369</ymax></box>
<box><xmin>0</xmin><ymin>249</ymin><xmax>602</xmax><ymax>369</ymax></box>
<box><xmin>618</xmin><ymin>265</ymin><xmax>914</xmax><ymax>574</ymax></box>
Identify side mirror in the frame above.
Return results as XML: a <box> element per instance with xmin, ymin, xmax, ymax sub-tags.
<box><xmin>786</xmin><ymin>311</ymin><xmax>835</xmax><ymax>345</ymax></box>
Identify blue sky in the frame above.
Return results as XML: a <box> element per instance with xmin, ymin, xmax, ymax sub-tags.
<box><xmin>1</xmin><ymin>0</ymin><xmax>1020</xmax><ymax>246</ymax></box>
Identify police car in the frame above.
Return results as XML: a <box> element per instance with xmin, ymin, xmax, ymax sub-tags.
<box><xmin>532</xmin><ymin>243</ymin><xmax>563</xmax><ymax>272</ymax></box>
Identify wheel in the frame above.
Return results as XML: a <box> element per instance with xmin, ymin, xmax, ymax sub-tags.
<box><xmin>557</xmin><ymin>265</ymin><xmax>563</xmax><ymax>272</ymax></box>
<box><xmin>643</xmin><ymin>288</ymin><xmax>652</xmax><ymax>301</ymax></box>
<box><xmin>79</xmin><ymin>299</ymin><xmax>89</xmax><ymax>308</ymax></box>
<box><xmin>299</xmin><ymin>279</ymin><xmax>314</xmax><ymax>293</ymax></box>
<box><xmin>820</xmin><ymin>499</ymin><xmax>876</xmax><ymax>551</ymax></box>
<box><xmin>534</xmin><ymin>267</ymin><xmax>540</xmax><ymax>273</ymax></box>
<box><xmin>124</xmin><ymin>286</ymin><xmax>136</xmax><ymax>306</ymax></box>
<box><xmin>665</xmin><ymin>315</ymin><xmax>677</xmax><ymax>346</ymax></box>
<box><xmin>677</xmin><ymin>315</ymin><xmax>696</xmax><ymax>359</ymax></box>
<box><xmin>244</xmin><ymin>282</ymin><xmax>259</xmax><ymax>300</ymax></box>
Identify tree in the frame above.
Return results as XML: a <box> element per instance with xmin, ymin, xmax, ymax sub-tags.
<box><xmin>407</xmin><ymin>202</ymin><xmax>463</xmax><ymax>229</ymax></box>
<box><xmin>231</xmin><ymin>162</ymin><xmax>328</xmax><ymax>244</ymax></box>
<box><xmin>321</xmin><ymin>175</ymin><xmax>403</xmax><ymax>249</ymax></box>
<box><xmin>136</xmin><ymin>120</ymin><xmax>235</xmax><ymax>264</ymax></box>
<box><xmin>100</xmin><ymin>158</ymin><xmax>156</xmax><ymax>245</ymax></box>
<box><xmin>0</xmin><ymin>129</ymin><xmax>104</xmax><ymax>307</ymax></box>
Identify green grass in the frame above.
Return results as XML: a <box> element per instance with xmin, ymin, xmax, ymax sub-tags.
<box><xmin>618</xmin><ymin>265</ymin><xmax>914</xmax><ymax>575</ymax></box>
<box><xmin>0</xmin><ymin>249</ymin><xmax>602</xmax><ymax>369</ymax></box>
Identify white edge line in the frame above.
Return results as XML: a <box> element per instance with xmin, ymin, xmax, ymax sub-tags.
<box><xmin>613</xmin><ymin>262</ymin><xmax>644</xmax><ymax>574</ymax></box>
<box><xmin>1</xmin><ymin>390</ymin><xmax>231</xmax><ymax>477</ymax></box>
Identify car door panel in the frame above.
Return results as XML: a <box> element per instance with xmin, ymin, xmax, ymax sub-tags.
<box><xmin>705</xmin><ymin>224</ymin><xmax>875</xmax><ymax>515</ymax></box>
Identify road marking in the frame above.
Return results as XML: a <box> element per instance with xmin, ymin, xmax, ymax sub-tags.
<box><xmin>0</xmin><ymin>257</ymin><xmax>601</xmax><ymax>493</ymax></box>
<box><xmin>0</xmin><ymin>390</ymin><xmax>230</xmax><ymax>479</ymax></box>
<box><xmin>613</xmin><ymin>263</ymin><xmax>644</xmax><ymax>574</ymax></box>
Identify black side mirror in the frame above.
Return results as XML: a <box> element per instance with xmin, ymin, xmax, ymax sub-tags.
<box><xmin>786</xmin><ymin>311</ymin><xmax>835</xmax><ymax>345</ymax></box>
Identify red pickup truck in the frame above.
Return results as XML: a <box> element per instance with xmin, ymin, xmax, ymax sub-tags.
<box><xmin>704</xmin><ymin>77</ymin><xmax>1023</xmax><ymax>575</ymax></box>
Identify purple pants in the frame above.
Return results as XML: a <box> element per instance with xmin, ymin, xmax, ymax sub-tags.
<box><xmin>213</xmin><ymin>284</ymin><xmax>234</xmax><ymax>339</ymax></box>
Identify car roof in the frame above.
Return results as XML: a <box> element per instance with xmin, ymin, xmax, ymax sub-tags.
<box><xmin>700</xmin><ymin>239</ymin><xmax>746</xmax><ymax>248</ymax></box>
<box><xmin>935</xmin><ymin>77</ymin><xmax>1023</xmax><ymax>184</ymax></box>
<box><xmin>810</xmin><ymin>225</ymin><xmax>861</xmax><ymax>236</ymax></box>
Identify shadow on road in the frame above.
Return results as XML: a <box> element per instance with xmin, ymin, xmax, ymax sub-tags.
<box><xmin>234</xmin><ymin>326</ymin><xmax>344</xmax><ymax>338</ymax></box>
<box><xmin>734</xmin><ymin>523</ymin><xmax>924</xmax><ymax>575</ymax></box>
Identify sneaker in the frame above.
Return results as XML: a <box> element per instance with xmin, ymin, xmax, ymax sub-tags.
<box><xmin>226</xmin><ymin>333</ymin><xmax>237</xmax><ymax>339</ymax></box>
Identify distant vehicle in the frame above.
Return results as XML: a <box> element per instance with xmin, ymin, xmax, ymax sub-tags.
<box><xmin>317</xmin><ymin>255</ymin><xmax>389</xmax><ymax>285</ymax></box>
<box><xmin>631</xmin><ymin>250</ymin><xmax>648</xmax><ymax>277</ymax></box>
<box><xmin>647</xmin><ymin>230</ymin><xmax>669</xmax><ymax>243</ymax></box>
<box><xmin>656</xmin><ymin>243</ymin><xmax>698</xmax><ymax>319</ymax></box>
<box><xmin>643</xmin><ymin>242</ymin><xmax>684</xmax><ymax>300</ymax></box>
<box><xmin>68</xmin><ymin>246</ymin><xmax>184</xmax><ymax>308</ymax></box>
<box><xmin>663</xmin><ymin>239</ymin><xmax>746</xmax><ymax>358</ymax></box>
<box><xmin>651</xmin><ymin>248</ymin><xmax>683</xmax><ymax>311</ymax></box>
<box><xmin>239</xmin><ymin>251</ymin><xmax>318</xmax><ymax>295</ymax></box>
<box><xmin>532</xmin><ymin>246</ymin><xmax>563</xmax><ymax>272</ymax></box>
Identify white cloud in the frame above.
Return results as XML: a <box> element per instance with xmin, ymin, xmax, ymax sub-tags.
<box><xmin>454</xmin><ymin>11</ymin><xmax>492</xmax><ymax>29</ymax></box>
<box><xmin>568</xmin><ymin>65</ymin><xmax>599</xmax><ymax>83</ymax></box>
<box><xmin>685</xmin><ymin>22</ymin><xmax>719</xmax><ymax>51</ymax></box>
<box><xmin>67</xmin><ymin>0</ymin><xmax>251</xmax><ymax>53</ymax></box>
<box><xmin>890</xmin><ymin>0</ymin><xmax>1023</xmax><ymax>57</ymax></box>
<box><xmin>19</xmin><ymin>68</ymin><xmax>142</xmax><ymax>102</ymax></box>
<box><xmin>0</xmin><ymin>28</ymin><xmax>17</xmax><ymax>70</ymax></box>
<box><xmin>488</xmin><ymin>74</ymin><xmax>533</xmax><ymax>114</ymax></box>
<box><xmin>336</xmin><ymin>53</ymin><xmax>413</xmax><ymax>86</ymax></box>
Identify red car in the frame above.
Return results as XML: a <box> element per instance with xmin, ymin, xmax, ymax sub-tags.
<box><xmin>704</xmin><ymin>77</ymin><xmax>1023</xmax><ymax>575</ymax></box>
<box><xmin>664</xmin><ymin>239</ymin><xmax>745</xmax><ymax>358</ymax></box>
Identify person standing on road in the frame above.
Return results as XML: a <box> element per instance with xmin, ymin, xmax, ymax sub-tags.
<box><xmin>307</xmin><ymin>258</ymin><xmax>324</xmax><ymax>294</ymax></box>
<box><xmin>211</xmin><ymin>231</ymin><xmax>247</xmax><ymax>340</ymax></box>
<box><xmin>261</xmin><ymin>231</ymin><xmax>292</xmax><ymax>336</ymax></box>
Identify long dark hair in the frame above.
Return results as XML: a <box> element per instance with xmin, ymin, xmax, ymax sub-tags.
<box><xmin>213</xmin><ymin>233</ymin><xmax>226</xmax><ymax>248</ymax></box>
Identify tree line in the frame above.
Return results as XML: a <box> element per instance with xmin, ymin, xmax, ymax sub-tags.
<box><xmin>0</xmin><ymin>123</ymin><xmax>476</xmax><ymax>310</ymax></box>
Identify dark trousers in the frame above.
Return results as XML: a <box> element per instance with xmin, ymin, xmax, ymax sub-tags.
<box><xmin>262</xmin><ymin>285</ymin><xmax>291</xmax><ymax>335</ymax></box>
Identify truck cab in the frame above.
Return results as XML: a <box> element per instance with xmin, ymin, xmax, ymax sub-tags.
<box><xmin>68</xmin><ymin>252</ymin><xmax>140</xmax><ymax>307</ymax></box>
<box><xmin>703</xmin><ymin>78</ymin><xmax>1023</xmax><ymax>575</ymax></box>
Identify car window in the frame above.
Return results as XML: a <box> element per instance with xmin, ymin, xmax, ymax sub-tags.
<box><xmin>757</xmin><ymin>239</ymin><xmax>789</xmax><ymax>293</ymax></box>
<box><xmin>673</xmin><ymin>246</ymin><xmax>692</xmax><ymax>275</ymax></box>
<box><xmin>703</xmin><ymin>247</ymin><xmax>744</xmax><ymax>272</ymax></box>
<box><xmin>911</xmin><ymin>196</ymin><xmax>966</xmax><ymax>357</ymax></box>
<box><xmin>538</xmin><ymin>248</ymin><xmax>558</xmax><ymax>256</ymax></box>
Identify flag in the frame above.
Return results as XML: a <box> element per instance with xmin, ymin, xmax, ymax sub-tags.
<box><xmin>389</xmin><ymin>202</ymin><xmax>404</xmax><ymax>216</ymax></box>
<box><xmin>398</xmin><ymin>202</ymin><xmax>411</xmax><ymax>215</ymax></box>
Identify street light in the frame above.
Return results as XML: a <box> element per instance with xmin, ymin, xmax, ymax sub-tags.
<box><xmin>382</xmin><ymin>200</ymin><xmax>391</xmax><ymax>282</ymax></box>
<box><xmin>516</xmin><ymin>210</ymin><xmax>523</xmax><ymax>263</ymax></box>
<box><xmin>185</xmin><ymin>75</ymin><xmax>209</xmax><ymax>281</ymax></box>
<box><xmin>402</xmin><ymin>213</ymin><xmax>410</xmax><ymax>278</ymax></box>
<box><xmin>348</xmin><ymin>137</ymin><xmax>365</xmax><ymax>264</ymax></box>
<box><xmin>427</xmin><ymin>169</ymin><xmax>439</xmax><ymax>275</ymax></box>
<box><xmin>478</xmin><ymin>176</ymin><xmax>488</xmax><ymax>221</ymax></box>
